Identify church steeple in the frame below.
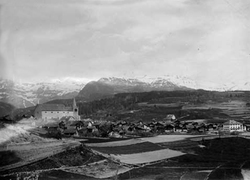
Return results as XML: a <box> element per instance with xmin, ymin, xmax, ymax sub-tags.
<box><xmin>73</xmin><ymin>98</ymin><xmax>77</xmax><ymax>108</ymax></box>
<box><xmin>73</xmin><ymin>98</ymin><xmax>79</xmax><ymax>120</ymax></box>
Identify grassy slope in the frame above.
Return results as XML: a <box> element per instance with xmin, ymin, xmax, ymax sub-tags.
<box><xmin>5</xmin><ymin>145</ymin><xmax>105</xmax><ymax>174</ymax></box>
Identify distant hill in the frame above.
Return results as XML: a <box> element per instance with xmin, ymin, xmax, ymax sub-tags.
<box><xmin>76</xmin><ymin>90</ymin><xmax>238</xmax><ymax>120</ymax></box>
<box><xmin>77</xmin><ymin>81</ymin><xmax>115</xmax><ymax>102</ymax></box>
<box><xmin>77</xmin><ymin>77</ymin><xmax>193</xmax><ymax>102</ymax></box>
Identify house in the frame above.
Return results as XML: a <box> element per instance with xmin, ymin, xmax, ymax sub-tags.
<box><xmin>165</xmin><ymin>124</ymin><xmax>174</xmax><ymax>132</ymax></box>
<box><xmin>70</xmin><ymin>121</ymin><xmax>84</xmax><ymax>130</ymax></box>
<box><xmin>44</xmin><ymin>123</ymin><xmax>58</xmax><ymax>130</ymax></box>
<box><xmin>174</xmin><ymin>125</ymin><xmax>183</xmax><ymax>132</ymax></box>
<box><xmin>34</xmin><ymin>99</ymin><xmax>80</xmax><ymax>120</ymax></box>
<box><xmin>63</xmin><ymin>127</ymin><xmax>78</xmax><ymax>136</ymax></box>
<box><xmin>222</xmin><ymin>120</ymin><xmax>246</xmax><ymax>132</ymax></box>
<box><xmin>164</xmin><ymin>114</ymin><xmax>176</xmax><ymax>121</ymax></box>
<box><xmin>109</xmin><ymin>131</ymin><xmax>122</xmax><ymax>138</ymax></box>
<box><xmin>244</xmin><ymin>124</ymin><xmax>250</xmax><ymax>131</ymax></box>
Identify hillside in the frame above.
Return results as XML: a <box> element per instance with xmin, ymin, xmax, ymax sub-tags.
<box><xmin>0</xmin><ymin>102</ymin><xmax>15</xmax><ymax>118</ymax></box>
<box><xmin>77</xmin><ymin>81</ymin><xmax>115</xmax><ymax>102</ymax></box>
<box><xmin>75</xmin><ymin>90</ymin><xmax>250</xmax><ymax>123</ymax></box>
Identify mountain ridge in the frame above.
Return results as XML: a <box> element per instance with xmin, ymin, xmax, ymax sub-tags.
<box><xmin>1</xmin><ymin>75</ymin><xmax>250</xmax><ymax>108</ymax></box>
<box><xmin>77</xmin><ymin>76</ymin><xmax>193</xmax><ymax>102</ymax></box>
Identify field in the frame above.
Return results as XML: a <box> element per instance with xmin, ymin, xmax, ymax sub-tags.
<box><xmin>182</xmin><ymin>100</ymin><xmax>250</xmax><ymax>120</ymax></box>
<box><xmin>112</xmin><ymin>149</ymin><xmax>185</xmax><ymax>165</ymax></box>
<box><xmin>140</xmin><ymin>135</ymin><xmax>210</xmax><ymax>144</ymax></box>
<box><xmin>116</xmin><ymin>137</ymin><xmax>250</xmax><ymax>180</ymax></box>
<box><xmin>85</xmin><ymin>135</ymin><xmax>208</xmax><ymax>165</ymax></box>
<box><xmin>91</xmin><ymin>142</ymin><xmax>163</xmax><ymax>155</ymax></box>
<box><xmin>2</xmin><ymin>134</ymin><xmax>250</xmax><ymax>179</ymax></box>
<box><xmin>86</xmin><ymin>138</ymin><xmax>143</xmax><ymax>147</ymax></box>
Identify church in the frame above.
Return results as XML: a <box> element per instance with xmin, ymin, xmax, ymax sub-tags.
<box><xmin>34</xmin><ymin>99</ymin><xmax>80</xmax><ymax>120</ymax></box>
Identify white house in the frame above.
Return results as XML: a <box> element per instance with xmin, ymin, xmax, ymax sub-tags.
<box><xmin>34</xmin><ymin>99</ymin><xmax>80</xmax><ymax>120</ymax></box>
<box><xmin>222</xmin><ymin>120</ymin><xmax>246</xmax><ymax>132</ymax></box>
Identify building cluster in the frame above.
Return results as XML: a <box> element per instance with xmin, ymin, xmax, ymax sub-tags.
<box><xmin>34</xmin><ymin>101</ymin><xmax>249</xmax><ymax>138</ymax></box>
<box><xmin>42</xmin><ymin>116</ymin><xmax>248</xmax><ymax>138</ymax></box>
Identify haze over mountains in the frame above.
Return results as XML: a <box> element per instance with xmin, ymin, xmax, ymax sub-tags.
<box><xmin>0</xmin><ymin>78</ymin><xmax>84</xmax><ymax>108</ymax></box>
<box><xmin>1</xmin><ymin>75</ymin><xmax>250</xmax><ymax>108</ymax></box>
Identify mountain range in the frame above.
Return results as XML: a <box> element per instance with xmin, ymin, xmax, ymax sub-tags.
<box><xmin>77</xmin><ymin>77</ymin><xmax>194</xmax><ymax>101</ymax></box>
<box><xmin>1</xmin><ymin>75</ymin><xmax>250</xmax><ymax>109</ymax></box>
<box><xmin>0</xmin><ymin>78</ymin><xmax>85</xmax><ymax>108</ymax></box>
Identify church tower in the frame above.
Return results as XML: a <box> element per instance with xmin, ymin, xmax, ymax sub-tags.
<box><xmin>73</xmin><ymin>98</ymin><xmax>80</xmax><ymax>120</ymax></box>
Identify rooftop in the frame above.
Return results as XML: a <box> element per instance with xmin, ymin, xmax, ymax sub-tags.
<box><xmin>223</xmin><ymin>120</ymin><xmax>243</xmax><ymax>125</ymax></box>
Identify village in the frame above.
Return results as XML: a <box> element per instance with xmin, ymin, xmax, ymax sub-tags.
<box><xmin>39</xmin><ymin>115</ymin><xmax>249</xmax><ymax>139</ymax></box>
<box><xmin>30</xmin><ymin>99</ymin><xmax>249</xmax><ymax>140</ymax></box>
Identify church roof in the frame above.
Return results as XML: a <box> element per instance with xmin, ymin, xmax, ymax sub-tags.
<box><xmin>36</xmin><ymin>104</ymin><xmax>73</xmax><ymax>111</ymax></box>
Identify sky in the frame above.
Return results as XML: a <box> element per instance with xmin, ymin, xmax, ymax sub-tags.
<box><xmin>0</xmin><ymin>0</ymin><xmax>250</xmax><ymax>86</ymax></box>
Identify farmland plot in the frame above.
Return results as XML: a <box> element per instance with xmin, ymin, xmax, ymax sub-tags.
<box><xmin>140</xmin><ymin>135</ymin><xmax>207</xmax><ymax>144</ymax></box>
<box><xmin>87</xmin><ymin>137</ymin><xmax>185</xmax><ymax>165</ymax></box>
<box><xmin>180</xmin><ymin>170</ymin><xmax>211</xmax><ymax>180</ymax></box>
<box><xmin>183</xmin><ymin>100</ymin><xmax>250</xmax><ymax>119</ymax></box>
<box><xmin>86</xmin><ymin>138</ymin><xmax>144</xmax><ymax>147</ymax></box>
<box><xmin>112</xmin><ymin>149</ymin><xmax>185</xmax><ymax>165</ymax></box>
<box><xmin>90</xmin><ymin>142</ymin><xmax>163</xmax><ymax>155</ymax></box>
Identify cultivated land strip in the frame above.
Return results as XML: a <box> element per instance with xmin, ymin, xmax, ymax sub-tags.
<box><xmin>85</xmin><ymin>138</ymin><xmax>144</xmax><ymax>147</ymax></box>
<box><xmin>112</xmin><ymin>149</ymin><xmax>185</xmax><ymax>164</ymax></box>
<box><xmin>140</xmin><ymin>134</ymin><xmax>212</xmax><ymax>143</ymax></box>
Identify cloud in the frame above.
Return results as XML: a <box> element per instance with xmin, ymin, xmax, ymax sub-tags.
<box><xmin>0</xmin><ymin>0</ymin><xmax>250</xmax><ymax>85</ymax></box>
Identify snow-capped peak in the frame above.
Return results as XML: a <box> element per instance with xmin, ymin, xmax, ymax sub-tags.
<box><xmin>0</xmin><ymin>78</ymin><xmax>86</xmax><ymax>108</ymax></box>
<box><xmin>131</xmin><ymin>75</ymin><xmax>198</xmax><ymax>89</ymax></box>
<box><xmin>97</xmin><ymin>75</ymin><xmax>197</xmax><ymax>90</ymax></box>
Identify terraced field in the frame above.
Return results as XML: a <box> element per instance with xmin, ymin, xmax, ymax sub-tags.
<box><xmin>183</xmin><ymin>100</ymin><xmax>250</xmax><ymax>119</ymax></box>
<box><xmin>158</xmin><ymin>139</ymin><xmax>199</xmax><ymax>151</ymax></box>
